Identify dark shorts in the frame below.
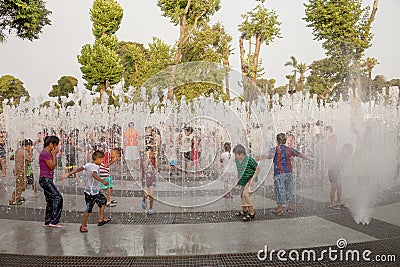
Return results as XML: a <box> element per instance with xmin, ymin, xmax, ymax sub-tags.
<box><xmin>0</xmin><ymin>145</ymin><xmax>6</xmax><ymax>158</ymax></box>
<box><xmin>84</xmin><ymin>192</ymin><xmax>107</xmax><ymax>213</ymax></box>
<box><xmin>328</xmin><ymin>168</ymin><xmax>339</xmax><ymax>184</ymax></box>
<box><xmin>183</xmin><ymin>151</ymin><xmax>191</xmax><ymax>161</ymax></box>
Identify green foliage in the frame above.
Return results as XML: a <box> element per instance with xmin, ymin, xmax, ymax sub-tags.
<box><xmin>90</xmin><ymin>0</ymin><xmax>123</xmax><ymax>38</ymax></box>
<box><xmin>306</xmin><ymin>58</ymin><xmax>340</xmax><ymax>98</ymax></box>
<box><xmin>157</xmin><ymin>0</ymin><xmax>220</xmax><ymax>26</ymax></box>
<box><xmin>77</xmin><ymin>35</ymin><xmax>124</xmax><ymax>92</ymax></box>
<box><xmin>0</xmin><ymin>75</ymin><xmax>30</xmax><ymax>110</ymax></box>
<box><xmin>118</xmin><ymin>38</ymin><xmax>174</xmax><ymax>100</ymax></box>
<box><xmin>304</xmin><ymin>0</ymin><xmax>376</xmax><ymax>100</ymax></box>
<box><xmin>238</xmin><ymin>4</ymin><xmax>281</xmax><ymax>46</ymax></box>
<box><xmin>79</xmin><ymin>0</ymin><xmax>123</xmax><ymax>102</ymax></box>
<box><xmin>0</xmin><ymin>0</ymin><xmax>51</xmax><ymax>42</ymax></box>
<box><xmin>181</xmin><ymin>22</ymin><xmax>232</xmax><ymax>63</ymax></box>
<box><xmin>49</xmin><ymin>76</ymin><xmax>78</xmax><ymax>105</ymax></box>
<box><xmin>304</xmin><ymin>0</ymin><xmax>372</xmax><ymax>58</ymax></box>
<box><xmin>238</xmin><ymin>3</ymin><xmax>281</xmax><ymax>102</ymax></box>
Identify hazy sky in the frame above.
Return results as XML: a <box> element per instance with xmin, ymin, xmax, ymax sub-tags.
<box><xmin>0</xmin><ymin>0</ymin><xmax>398</xmax><ymax>99</ymax></box>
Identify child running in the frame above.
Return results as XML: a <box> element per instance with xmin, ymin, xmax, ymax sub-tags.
<box><xmin>62</xmin><ymin>150</ymin><xmax>111</xmax><ymax>233</ymax></box>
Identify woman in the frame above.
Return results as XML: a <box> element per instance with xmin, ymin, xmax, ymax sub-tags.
<box><xmin>39</xmin><ymin>136</ymin><xmax>65</xmax><ymax>228</ymax></box>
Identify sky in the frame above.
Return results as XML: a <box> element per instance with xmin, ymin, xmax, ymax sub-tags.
<box><xmin>0</xmin><ymin>0</ymin><xmax>399</xmax><ymax>100</ymax></box>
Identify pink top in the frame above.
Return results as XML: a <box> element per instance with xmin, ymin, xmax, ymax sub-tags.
<box><xmin>39</xmin><ymin>150</ymin><xmax>54</xmax><ymax>178</ymax></box>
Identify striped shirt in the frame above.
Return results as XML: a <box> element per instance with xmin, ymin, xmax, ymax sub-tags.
<box><xmin>236</xmin><ymin>154</ymin><xmax>258</xmax><ymax>186</ymax></box>
<box><xmin>99</xmin><ymin>151</ymin><xmax>111</xmax><ymax>178</ymax></box>
<box><xmin>268</xmin><ymin>145</ymin><xmax>300</xmax><ymax>176</ymax></box>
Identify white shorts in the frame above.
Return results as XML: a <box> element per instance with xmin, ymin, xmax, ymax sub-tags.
<box><xmin>125</xmin><ymin>146</ymin><xmax>139</xmax><ymax>161</ymax></box>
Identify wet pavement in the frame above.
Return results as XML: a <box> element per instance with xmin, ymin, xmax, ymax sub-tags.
<box><xmin>0</xmin><ymin>168</ymin><xmax>399</xmax><ymax>266</ymax></box>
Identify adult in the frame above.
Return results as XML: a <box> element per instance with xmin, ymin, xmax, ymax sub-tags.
<box><xmin>0</xmin><ymin>129</ymin><xmax>8</xmax><ymax>177</ymax></box>
<box><xmin>9</xmin><ymin>139</ymin><xmax>33</xmax><ymax>205</ymax></box>
<box><xmin>324</xmin><ymin>126</ymin><xmax>339</xmax><ymax>209</ymax></box>
<box><xmin>123</xmin><ymin>122</ymin><xmax>139</xmax><ymax>170</ymax></box>
<box><xmin>177</xmin><ymin>126</ymin><xmax>194</xmax><ymax>175</ymax></box>
<box><xmin>39</xmin><ymin>136</ymin><xmax>65</xmax><ymax>228</ymax></box>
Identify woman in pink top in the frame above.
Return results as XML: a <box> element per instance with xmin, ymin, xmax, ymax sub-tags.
<box><xmin>39</xmin><ymin>136</ymin><xmax>65</xmax><ymax>228</ymax></box>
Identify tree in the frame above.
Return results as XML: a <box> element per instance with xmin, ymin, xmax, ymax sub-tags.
<box><xmin>0</xmin><ymin>75</ymin><xmax>29</xmax><ymax>110</ymax></box>
<box><xmin>0</xmin><ymin>0</ymin><xmax>51</xmax><ymax>43</ymax></box>
<box><xmin>238</xmin><ymin>3</ymin><xmax>281</xmax><ymax>102</ymax></box>
<box><xmin>118</xmin><ymin>38</ymin><xmax>174</xmax><ymax>102</ymax></box>
<box><xmin>78</xmin><ymin>35</ymin><xmax>124</xmax><ymax>101</ymax></box>
<box><xmin>157</xmin><ymin>0</ymin><xmax>221</xmax><ymax>100</ymax></box>
<box><xmin>361</xmin><ymin>57</ymin><xmax>379</xmax><ymax>105</ymax></box>
<box><xmin>178</xmin><ymin>22</ymin><xmax>232</xmax><ymax>101</ymax></box>
<box><xmin>91</xmin><ymin>0</ymin><xmax>123</xmax><ymax>38</ymax></box>
<box><xmin>48</xmin><ymin>76</ymin><xmax>78</xmax><ymax>106</ymax></box>
<box><xmin>306</xmin><ymin>58</ymin><xmax>341</xmax><ymax>102</ymax></box>
<box><xmin>304</xmin><ymin>0</ymin><xmax>378</xmax><ymax>102</ymax></box>
<box><xmin>296</xmin><ymin>62</ymin><xmax>308</xmax><ymax>94</ymax></box>
<box><xmin>284</xmin><ymin>56</ymin><xmax>298</xmax><ymax>92</ymax></box>
<box><xmin>78</xmin><ymin>0</ymin><xmax>124</xmax><ymax>103</ymax></box>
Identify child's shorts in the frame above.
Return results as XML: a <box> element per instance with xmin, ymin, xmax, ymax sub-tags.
<box><xmin>328</xmin><ymin>168</ymin><xmax>339</xmax><ymax>184</ymax></box>
<box><xmin>100</xmin><ymin>175</ymin><xmax>114</xmax><ymax>189</ymax></box>
<box><xmin>84</xmin><ymin>192</ymin><xmax>107</xmax><ymax>213</ymax></box>
<box><xmin>169</xmin><ymin>160</ymin><xmax>177</xmax><ymax>166</ymax></box>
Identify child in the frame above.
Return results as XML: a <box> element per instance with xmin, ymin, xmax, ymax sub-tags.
<box><xmin>99</xmin><ymin>148</ymin><xmax>121</xmax><ymax>207</ymax></box>
<box><xmin>140</xmin><ymin>150</ymin><xmax>157</xmax><ymax>215</ymax></box>
<box><xmin>265</xmin><ymin>133</ymin><xmax>311</xmax><ymax>215</ymax></box>
<box><xmin>9</xmin><ymin>139</ymin><xmax>33</xmax><ymax>205</ymax></box>
<box><xmin>330</xmin><ymin>143</ymin><xmax>354</xmax><ymax>209</ymax></box>
<box><xmin>62</xmin><ymin>150</ymin><xmax>111</xmax><ymax>233</ymax></box>
<box><xmin>166</xmin><ymin>141</ymin><xmax>178</xmax><ymax>177</ymax></box>
<box><xmin>39</xmin><ymin>136</ymin><xmax>65</xmax><ymax>228</ymax></box>
<box><xmin>26</xmin><ymin>158</ymin><xmax>38</xmax><ymax>198</ymax></box>
<box><xmin>233</xmin><ymin>144</ymin><xmax>260</xmax><ymax>222</ymax></box>
<box><xmin>220</xmin><ymin>142</ymin><xmax>235</xmax><ymax>198</ymax></box>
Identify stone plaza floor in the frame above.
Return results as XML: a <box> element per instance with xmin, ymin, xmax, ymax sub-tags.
<box><xmin>0</xmin><ymin>167</ymin><xmax>399</xmax><ymax>266</ymax></box>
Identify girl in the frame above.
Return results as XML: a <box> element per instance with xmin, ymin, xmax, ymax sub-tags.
<box><xmin>39</xmin><ymin>136</ymin><xmax>65</xmax><ymax>228</ymax></box>
<box><xmin>220</xmin><ymin>142</ymin><xmax>236</xmax><ymax>198</ymax></box>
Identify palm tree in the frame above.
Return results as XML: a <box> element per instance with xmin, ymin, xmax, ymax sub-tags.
<box><xmin>296</xmin><ymin>63</ymin><xmax>308</xmax><ymax>94</ymax></box>
<box><xmin>285</xmin><ymin>56</ymin><xmax>298</xmax><ymax>92</ymax></box>
<box><xmin>286</xmin><ymin>74</ymin><xmax>295</xmax><ymax>109</ymax></box>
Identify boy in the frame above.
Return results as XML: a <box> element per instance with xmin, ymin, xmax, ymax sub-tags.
<box><xmin>62</xmin><ymin>150</ymin><xmax>111</xmax><ymax>232</ymax></box>
<box><xmin>233</xmin><ymin>144</ymin><xmax>260</xmax><ymax>222</ymax></box>
<box><xmin>140</xmin><ymin>150</ymin><xmax>157</xmax><ymax>215</ymax></box>
<box><xmin>265</xmin><ymin>133</ymin><xmax>311</xmax><ymax>215</ymax></box>
<box><xmin>99</xmin><ymin>148</ymin><xmax>121</xmax><ymax>207</ymax></box>
<box><xmin>9</xmin><ymin>139</ymin><xmax>33</xmax><ymax>205</ymax></box>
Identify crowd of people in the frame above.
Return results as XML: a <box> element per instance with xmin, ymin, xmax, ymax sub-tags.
<box><xmin>0</xmin><ymin>117</ymin><xmax>394</xmax><ymax>227</ymax></box>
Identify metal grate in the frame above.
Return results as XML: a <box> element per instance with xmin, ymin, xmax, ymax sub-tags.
<box><xmin>1</xmin><ymin>238</ymin><xmax>398</xmax><ymax>267</ymax></box>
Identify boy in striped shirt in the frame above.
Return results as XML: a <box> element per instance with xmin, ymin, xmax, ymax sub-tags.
<box><xmin>266</xmin><ymin>133</ymin><xmax>311</xmax><ymax>215</ymax></box>
<box><xmin>233</xmin><ymin>144</ymin><xmax>260</xmax><ymax>222</ymax></box>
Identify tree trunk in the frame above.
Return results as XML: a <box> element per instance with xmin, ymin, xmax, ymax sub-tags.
<box><xmin>223</xmin><ymin>57</ymin><xmax>230</xmax><ymax>101</ymax></box>
<box><xmin>100</xmin><ymin>81</ymin><xmax>106</xmax><ymax>102</ymax></box>
<box><xmin>167</xmin><ymin>16</ymin><xmax>186</xmax><ymax>101</ymax></box>
<box><xmin>354</xmin><ymin>0</ymin><xmax>378</xmax><ymax>104</ymax></box>
<box><xmin>252</xmin><ymin>35</ymin><xmax>261</xmax><ymax>85</ymax></box>
<box><xmin>239</xmin><ymin>37</ymin><xmax>245</xmax><ymax>74</ymax></box>
<box><xmin>250</xmin><ymin>34</ymin><xmax>262</xmax><ymax>103</ymax></box>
